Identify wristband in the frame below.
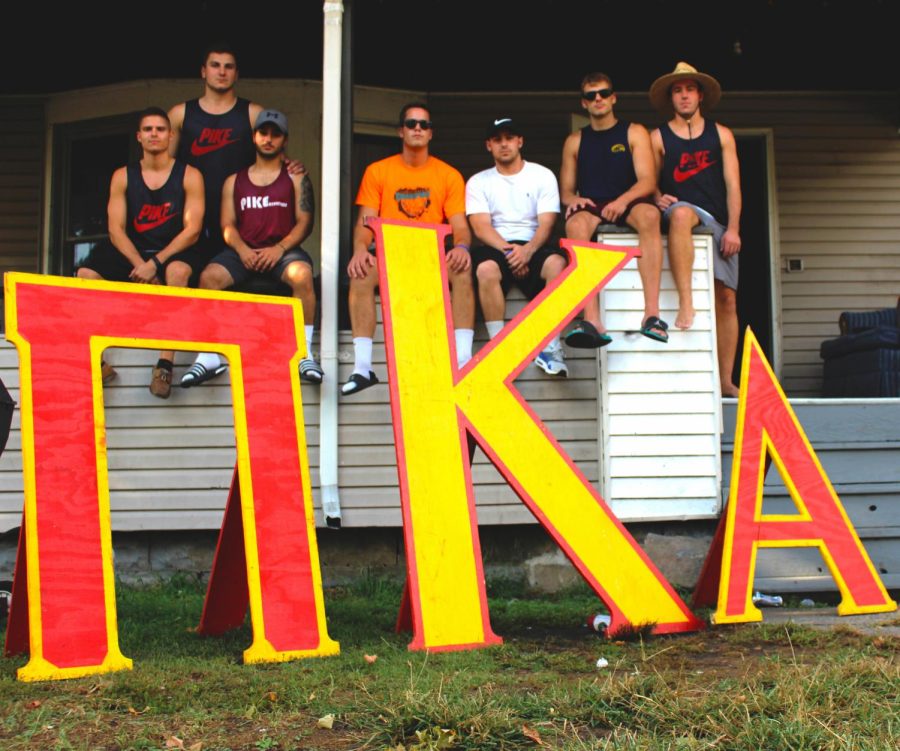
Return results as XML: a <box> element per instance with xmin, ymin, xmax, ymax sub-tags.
<box><xmin>454</xmin><ymin>243</ymin><xmax>470</xmax><ymax>252</ymax></box>
<box><xmin>277</xmin><ymin>242</ymin><xmax>287</xmax><ymax>253</ymax></box>
<box><xmin>151</xmin><ymin>256</ymin><xmax>163</xmax><ymax>271</ymax></box>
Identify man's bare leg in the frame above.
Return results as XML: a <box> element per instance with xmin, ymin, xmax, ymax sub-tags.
<box><xmin>449</xmin><ymin>268</ymin><xmax>475</xmax><ymax>366</ymax></box>
<box><xmin>565</xmin><ymin>212</ymin><xmax>604</xmax><ymax>331</ymax></box>
<box><xmin>282</xmin><ymin>261</ymin><xmax>323</xmax><ymax>383</ymax></box>
<box><xmin>476</xmin><ymin>259</ymin><xmax>507</xmax><ymax>339</ymax></box>
<box><xmin>346</xmin><ymin>262</ymin><xmax>379</xmax><ymax>385</ymax></box>
<box><xmin>348</xmin><ymin>262</ymin><xmax>378</xmax><ymax>341</ymax></box>
<box><xmin>667</xmin><ymin>206</ymin><xmax>700</xmax><ymax>330</ymax></box>
<box><xmin>626</xmin><ymin>204</ymin><xmax>663</xmax><ymax>329</ymax></box>
<box><xmin>715</xmin><ymin>280</ymin><xmax>740</xmax><ymax>397</ymax></box>
<box><xmin>476</xmin><ymin>260</ymin><xmax>506</xmax><ymax>325</ymax></box>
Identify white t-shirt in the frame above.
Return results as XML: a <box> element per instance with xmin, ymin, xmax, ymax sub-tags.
<box><xmin>465</xmin><ymin>161</ymin><xmax>560</xmax><ymax>242</ymax></box>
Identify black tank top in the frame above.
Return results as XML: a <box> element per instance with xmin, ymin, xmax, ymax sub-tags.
<box><xmin>659</xmin><ymin>120</ymin><xmax>727</xmax><ymax>225</ymax></box>
<box><xmin>176</xmin><ymin>97</ymin><xmax>256</xmax><ymax>232</ymax></box>
<box><xmin>125</xmin><ymin>160</ymin><xmax>186</xmax><ymax>254</ymax></box>
<box><xmin>575</xmin><ymin>121</ymin><xmax>636</xmax><ymax>204</ymax></box>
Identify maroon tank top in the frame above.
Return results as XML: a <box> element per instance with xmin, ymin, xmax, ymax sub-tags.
<box><xmin>233</xmin><ymin>165</ymin><xmax>295</xmax><ymax>248</ymax></box>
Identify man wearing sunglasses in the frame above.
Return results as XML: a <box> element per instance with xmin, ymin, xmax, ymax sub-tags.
<box><xmin>560</xmin><ymin>72</ymin><xmax>667</xmax><ymax>348</ymax></box>
<box><xmin>466</xmin><ymin>117</ymin><xmax>567</xmax><ymax>376</ymax></box>
<box><xmin>344</xmin><ymin>102</ymin><xmax>474</xmax><ymax>396</ymax></box>
<box><xmin>649</xmin><ymin>62</ymin><xmax>742</xmax><ymax>397</ymax></box>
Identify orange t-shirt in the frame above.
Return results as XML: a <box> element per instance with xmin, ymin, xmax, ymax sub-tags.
<box><xmin>355</xmin><ymin>154</ymin><xmax>465</xmax><ymax>222</ymax></box>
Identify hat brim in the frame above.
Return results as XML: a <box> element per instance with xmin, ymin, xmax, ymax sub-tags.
<box><xmin>649</xmin><ymin>71</ymin><xmax>722</xmax><ymax>114</ymax></box>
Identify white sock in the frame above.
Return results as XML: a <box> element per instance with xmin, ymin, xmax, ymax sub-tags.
<box><xmin>353</xmin><ymin>337</ymin><xmax>373</xmax><ymax>376</ymax></box>
<box><xmin>486</xmin><ymin>320</ymin><xmax>504</xmax><ymax>339</ymax></box>
<box><xmin>455</xmin><ymin>328</ymin><xmax>474</xmax><ymax>367</ymax></box>
<box><xmin>195</xmin><ymin>352</ymin><xmax>221</xmax><ymax>370</ymax></box>
<box><xmin>547</xmin><ymin>334</ymin><xmax>561</xmax><ymax>351</ymax></box>
<box><xmin>304</xmin><ymin>325</ymin><xmax>314</xmax><ymax>356</ymax></box>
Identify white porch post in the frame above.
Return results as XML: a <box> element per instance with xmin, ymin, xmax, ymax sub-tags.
<box><xmin>319</xmin><ymin>0</ymin><xmax>345</xmax><ymax>527</ymax></box>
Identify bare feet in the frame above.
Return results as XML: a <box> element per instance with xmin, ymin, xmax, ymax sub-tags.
<box><xmin>721</xmin><ymin>382</ymin><xmax>740</xmax><ymax>398</ymax></box>
<box><xmin>675</xmin><ymin>306</ymin><xmax>696</xmax><ymax>330</ymax></box>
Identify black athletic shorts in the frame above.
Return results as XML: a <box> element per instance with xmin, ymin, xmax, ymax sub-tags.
<box><xmin>471</xmin><ymin>242</ymin><xmax>568</xmax><ymax>301</ymax></box>
<box><xmin>78</xmin><ymin>240</ymin><xmax>206</xmax><ymax>284</ymax></box>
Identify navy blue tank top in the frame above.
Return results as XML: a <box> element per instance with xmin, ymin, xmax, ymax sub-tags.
<box><xmin>125</xmin><ymin>160</ymin><xmax>186</xmax><ymax>254</ymax></box>
<box><xmin>575</xmin><ymin>121</ymin><xmax>636</xmax><ymax>204</ymax></box>
<box><xmin>177</xmin><ymin>97</ymin><xmax>256</xmax><ymax>233</ymax></box>
<box><xmin>659</xmin><ymin>120</ymin><xmax>727</xmax><ymax>225</ymax></box>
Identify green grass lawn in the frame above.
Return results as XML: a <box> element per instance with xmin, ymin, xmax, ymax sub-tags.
<box><xmin>1</xmin><ymin>576</ymin><xmax>896</xmax><ymax>750</ymax></box>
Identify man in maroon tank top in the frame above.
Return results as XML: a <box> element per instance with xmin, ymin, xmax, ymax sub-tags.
<box><xmin>197</xmin><ymin>110</ymin><xmax>324</xmax><ymax>384</ymax></box>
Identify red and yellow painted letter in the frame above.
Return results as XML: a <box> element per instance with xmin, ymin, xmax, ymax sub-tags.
<box><xmin>4</xmin><ymin>273</ymin><xmax>337</xmax><ymax>681</ymax></box>
<box><xmin>714</xmin><ymin>329</ymin><xmax>896</xmax><ymax>623</ymax></box>
<box><xmin>375</xmin><ymin>219</ymin><xmax>703</xmax><ymax>651</ymax></box>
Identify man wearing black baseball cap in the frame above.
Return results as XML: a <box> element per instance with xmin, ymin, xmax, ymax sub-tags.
<box><xmin>467</xmin><ymin>117</ymin><xmax>567</xmax><ymax>375</ymax></box>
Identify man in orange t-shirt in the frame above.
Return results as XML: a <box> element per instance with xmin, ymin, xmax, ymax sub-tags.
<box><xmin>343</xmin><ymin>102</ymin><xmax>474</xmax><ymax>396</ymax></box>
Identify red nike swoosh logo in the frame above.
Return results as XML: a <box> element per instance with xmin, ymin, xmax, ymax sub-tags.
<box><xmin>673</xmin><ymin>161</ymin><xmax>716</xmax><ymax>183</ymax></box>
<box><xmin>191</xmin><ymin>138</ymin><xmax>239</xmax><ymax>156</ymax></box>
<box><xmin>134</xmin><ymin>214</ymin><xmax>176</xmax><ymax>232</ymax></box>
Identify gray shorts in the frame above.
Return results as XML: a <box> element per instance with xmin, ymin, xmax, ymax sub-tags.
<box><xmin>663</xmin><ymin>202</ymin><xmax>738</xmax><ymax>290</ymax></box>
<box><xmin>208</xmin><ymin>246</ymin><xmax>313</xmax><ymax>287</ymax></box>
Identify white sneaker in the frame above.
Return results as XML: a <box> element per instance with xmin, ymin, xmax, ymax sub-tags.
<box><xmin>535</xmin><ymin>345</ymin><xmax>568</xmax><ymax>377</ymax></box>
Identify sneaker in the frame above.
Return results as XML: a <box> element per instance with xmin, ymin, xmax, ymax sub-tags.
<box><xmin>535</xmin><ymin>345</ymin><xmax>568</xmax><ymax>377</ymax></box>
<box><xmin>101</xmin><ymin>360</ymin><xmax>117</xmax><ymax>384</ymax></box>
<box><xmin>299</xmin><ymin>357</ymin><xmax>324</xmax><ymax>384</ymax></box>
<box><xmin>149</xmin><ymin>366</ymin><xmax>172</xmax><ymax>399</ymax></box>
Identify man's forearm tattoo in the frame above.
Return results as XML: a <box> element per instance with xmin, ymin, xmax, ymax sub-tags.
<box><xmin>300</xmin><ymin>175</ymin><xmax>315</xmax><ymax>214</ymax></box>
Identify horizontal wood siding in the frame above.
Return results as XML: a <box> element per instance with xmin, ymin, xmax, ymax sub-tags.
<box><xmin>430</xmin><ymin>90</ymin><xmax>900</xmax><ymax>396</ymax></box>
<box><xmin>721</xmin><ymin>400</ymin><xmax>900</xmax><ymax>592</ymax></box>
<box><xmin>598</xmin><ymin>232</ymin><xmax>722</xmax><ymax>520</ymax></box>
<box><xmin>0</xmin><ymin>97</ymin><xmax>44</xmax><ymax>276</ymax></box>
<box><xmin>0</xmin><ymin>291</ymin><xmax>600</xmax><ymax>531</ymax></box>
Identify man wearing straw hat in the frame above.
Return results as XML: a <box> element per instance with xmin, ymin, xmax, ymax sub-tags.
<box><xmin>649</xmin><ymin>62</ymin><xmax>742</xmax><ymax>397</ymax></box>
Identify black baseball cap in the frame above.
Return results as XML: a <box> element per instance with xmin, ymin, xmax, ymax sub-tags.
<box><xmin>485</xmin><ymin>117</ymin><xmax>523</xmax><ymax>139</ymax></box>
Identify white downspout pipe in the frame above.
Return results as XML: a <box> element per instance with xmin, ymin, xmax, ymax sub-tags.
<box><xmin>319</xmin><ymin>0</ymin><xmax>344</xmax><ymax>528</ymax></box>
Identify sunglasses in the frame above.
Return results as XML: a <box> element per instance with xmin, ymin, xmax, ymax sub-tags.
<box><xmin>582</xmin><ymin>88</ymin><xmax>614</xmax><ymax>100</ymax></box>
<box><xmin>403</xmin><ymin>118</ymin><xmax>433</xmax><ymax>130</ymax></box>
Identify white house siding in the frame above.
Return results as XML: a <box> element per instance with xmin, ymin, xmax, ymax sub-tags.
<box><xmin>0</xmin><ymin>97</ymin><xmax>44</xmax><ymax>276</ymax></box>
<box><xmin>596</xmin><ymin>231</ymin><xmax>722</xmax><ymax>521</ymax></box>
<box><xmin>0</xmin><ymin>301</ymin><xmax>600</xmax><ymax>531</ymax></box>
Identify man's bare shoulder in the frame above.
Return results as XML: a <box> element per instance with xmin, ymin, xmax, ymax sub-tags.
<box><xmin>563</xmin><ymin>129</ymin><xmax>582</xmax><ymax>152</ymax></box>
<box><xmin>183</xmin><ymin>163</ymin><xmax>204</xmax><ymax>184</ymax></box>
<box><xmin>248</xmin><ymin>101</ymin><xmax>264</xmax><ymax>125</ymax></box>
<box><xmin>627</xmin><ymin>121</ymin><xmax>651</xmax><ymax>142</ymax></box>
<box><xmin>110</xmin><ymin>165</ymin><xmax>128</xmax><ymax>187</ymax></box>
<box><xmin>715</xmin><ymin>121</ymin><xmax>736</xmax><ymax>142</ymax></box>
<box><xmin>168</xmin><ymin>102</ymin><xmax>187</xmax><ymax>127</ymax></box>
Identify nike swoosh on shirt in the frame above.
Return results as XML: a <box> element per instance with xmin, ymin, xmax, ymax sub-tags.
<box><xmin>134</xmin><ymin>214</ymin><xmax>176</xmax><ymax>232</ymax></box>
<box><xmin>190</xmin><ymin>138</ymin><xmax>239</xmax><ymax>156</ymax></box>
<box><xmin>673</xmin><ymin>160</ymin><xmax>716</xmax><ymax>183</ymax></box>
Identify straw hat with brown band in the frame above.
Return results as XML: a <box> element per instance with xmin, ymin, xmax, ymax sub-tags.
<box><xmin>649</xmin><ymin>62</ymin><xmax>722</xmax><ymax>114</ymax></box>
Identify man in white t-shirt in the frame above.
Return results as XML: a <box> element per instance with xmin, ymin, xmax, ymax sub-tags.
<box><xmin>467</xmin><ymin>117</ymin><xmax>567</xmax><ymax>375</ymax></box>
